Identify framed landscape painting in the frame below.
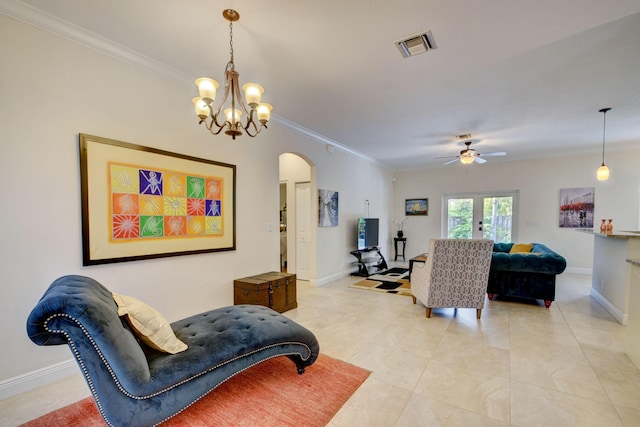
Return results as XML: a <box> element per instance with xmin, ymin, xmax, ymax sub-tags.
<box><xmin>79</xmin><ymin>134</ymin><xmax>236</xmax><ymax>265</ymax></box>
<box><xmin>405</xmin><ymin>198</ymin><xmax>428</xmax><ymax>216</ymax></box>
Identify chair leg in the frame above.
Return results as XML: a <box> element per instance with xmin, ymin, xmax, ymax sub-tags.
<box><xmin>476</xmin><ymin>308</ymin><xmax>482</xmax><ymax>319</ymax></box>
<box><xmin>426</xmin><ymin>307</ymin><xmax>432</xmax><ymax>318</ymax></box>
<box><xmin>412</xmin><ymin>295</ymin><xmax>416</xmax><ymax>304</ymax></box>
<box><xmin>544</xmin><ymin>300</ymin><xmax>552</xmax><ymax>308</ymax></box>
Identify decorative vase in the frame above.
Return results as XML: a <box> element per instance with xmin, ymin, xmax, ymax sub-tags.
<box><xmin>600</xmin><ymin>219</ymin><xmax>607</xmax><ymax>233</ymax></box>
<box><xmin>607</xmin><ymin>219</ymin><xmax>614</xmax><ymax>234</ymax></box>
<box><xmin>397</xmin><ymin>230</ymin><xmax>404</xmax><ymax>238</ymax></box>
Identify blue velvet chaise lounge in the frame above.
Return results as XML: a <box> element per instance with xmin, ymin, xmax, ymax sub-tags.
<box><xmin>27</xmin><ymin>275</ymin><xmax>319</xmax><ymax>426</ymax></box>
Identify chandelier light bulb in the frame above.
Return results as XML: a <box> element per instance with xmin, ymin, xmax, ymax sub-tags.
<box><xmin>225</xmin><ymin>108</ymin><xmax>242</xmax><ymax>124</ymax></box>
<box><xmin>192</xmin><ymin>97</ymin><xmax>209</xmax><ymax>119</ymax></box>
<box><xmin>256</xmin><ymin>103</ymin><xmax>272</xmax><ymax>122</ymax></box>
<box><xmin>243</xmin><ymin>83</ymin><xmax>263</xmax><ymax>107</ymax></box>
<box><xmin>195</xmin><ymin>78</ymin><xmax>218</xmax><ymax>103</ymax></box>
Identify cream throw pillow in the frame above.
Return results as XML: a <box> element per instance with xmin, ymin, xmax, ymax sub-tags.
<box><xmin>112</xmin><ymin>293</ymin><xmax>187</xmax><ymax>354</ymax></box>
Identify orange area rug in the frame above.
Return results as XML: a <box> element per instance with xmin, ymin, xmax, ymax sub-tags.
<box><xmin>20</xmin><ymin>354</ymin><xmax>370</xmax><ymax>427</ymax></box>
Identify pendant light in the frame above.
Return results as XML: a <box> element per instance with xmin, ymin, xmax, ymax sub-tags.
<box><xmin>596</xmin><ymin>107</ymin><xmax>611</xmax><ymax>181</ymax></box>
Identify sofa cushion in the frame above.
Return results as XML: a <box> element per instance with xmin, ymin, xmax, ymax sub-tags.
<box><xmin>490</xmin><ymin>242</ymin><xmax>566</xmax><ymax>275</ymax></box>
<box><xmin>113</xmin><ymin>293</ymin><xmax>188</xmax><ymax>354</ymax></box>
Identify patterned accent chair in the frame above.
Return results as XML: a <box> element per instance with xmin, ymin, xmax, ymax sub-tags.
<box><xmin>411</xmin><ymin>239</ymin><xmax>494</xmax><ymax>319</ymax></box>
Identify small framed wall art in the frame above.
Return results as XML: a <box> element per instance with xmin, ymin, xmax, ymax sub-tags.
<box><xmin>405</xmin><ymin>198</ymin><xmax>428</xmax><ymax>216</ymax></box>
<box><xmin>318</xmin><ymin>189</ymin><xmax>339</xmax><ymax>227</ymax></box>
<box><xmin>559</xmin><ymin>187</ymin><xmax>594</xmax><ymax>228</ymax></box>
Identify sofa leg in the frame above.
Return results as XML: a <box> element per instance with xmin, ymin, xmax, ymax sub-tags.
<box><xmin>476</xmin><ymin>308</ymin><xmax>482</xmax><ymax>319</ymax></box>
<box><xmin>412</xmin><ymin>295</ymin><xmax>416</xmax><ymax>304</ymax></box>
<box><xmin>487</xmin><ymin>293</ymin><xmax>494</xmax><ymax>301</ymax></box>
<box><xmin>426</xmin><ymin>307</ymin><xmax>432</xmax><ymax>318</ymax></box>
<box><xmin>544</xmin><ymin>300</ymin><xmax>552</xmax><ymax>308</ymax></box>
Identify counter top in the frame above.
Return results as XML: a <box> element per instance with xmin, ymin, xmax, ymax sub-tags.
<box><xmin>578</xmin><ymin>229</ymin><xmax>640</xmax><ymax>239</ymax></box>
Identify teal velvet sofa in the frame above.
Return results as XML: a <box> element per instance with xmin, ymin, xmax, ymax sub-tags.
<box><xmin>487</xmin><ymin>243</ymin><xmax>567</xmax><ymax>307</ymax></box>
<box><xmin>27</xmin><ymin>275</ymin><xmax>319</xmax><ymax>427</ymax></box>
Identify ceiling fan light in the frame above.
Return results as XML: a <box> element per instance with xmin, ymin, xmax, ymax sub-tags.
<box><xmin>597</xmin><ymin>164</ymin><xmax>610</xmax><ymax>181</ymax></box>
<box><xmin>460</xmin><ymin>155</ymin><xmax>475</xmax><ymax>165</ymax></box>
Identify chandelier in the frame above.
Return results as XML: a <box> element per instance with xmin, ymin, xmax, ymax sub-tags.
<box><xmin>192</xmin><ymin>9</ymin><xmax>272</xmax><ymax>139</ymax></box>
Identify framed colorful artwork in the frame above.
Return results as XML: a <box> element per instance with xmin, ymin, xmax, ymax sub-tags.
<box><xmin>559</xmin><ymin>187</ymin><xmax>594</xmax><ymax>228</ymax></box>
<box><xmin>405</xmin><ymin>198</ymin><xmax>428</xmax><ymax>216</ymax></box>
<box><xmin>79</xmin><ymin>134</ymin><xmax>236</xmax><ymax>265</ymax></box>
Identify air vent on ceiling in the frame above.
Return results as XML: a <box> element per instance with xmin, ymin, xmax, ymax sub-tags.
<box><xmin>395</xmin><ymin>31</ymin><xmax>437</xmax><ymax>58</ymax></box>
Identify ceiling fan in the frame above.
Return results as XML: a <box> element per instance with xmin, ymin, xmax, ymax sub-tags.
<box><xmin>437</xmin><ymin>140</ymin><xmax>506</xmax><ymax>165</ymax></box>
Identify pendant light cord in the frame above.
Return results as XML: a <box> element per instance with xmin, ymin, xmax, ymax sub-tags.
<box><xmin>600</xmin><ymin>107</ymin><xmax>611</xmax><ymax>165</ymax></box>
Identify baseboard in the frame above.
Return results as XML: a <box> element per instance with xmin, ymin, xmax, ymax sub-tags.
<box><xmin>590</xmin><ymin>287</ymin><xmax>627</xmax><ymax>325</ymax></box>
<box><xmin>312</xmin><ymin>269</ymin><xmax>351</xmax><ymax>287</ymax></box>
<box><xmin>564</xmin><ymin>266</ymin><xmax>592</xmax><ymax>275</ymax></box>
<box><xmin>0</xmin><ymin>359</ymin><xmax>77</xmax><ymax>400</ymax></box>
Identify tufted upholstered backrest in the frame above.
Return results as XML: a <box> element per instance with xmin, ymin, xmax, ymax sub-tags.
<box><xmin>27</xmin><ymin>275</ymin><xmax>152</xmax><ymax>389</ymax></box>
<box><xmin>412</xmin><ymin>239</ymin><xmax>493</xmax><ymax>309</ymax></box>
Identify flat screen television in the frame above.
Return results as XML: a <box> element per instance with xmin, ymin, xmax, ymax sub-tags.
<box><xmin>357</xmin><ymin>218</ymin><xmax>379</xmax><ymax>250</ymax></box>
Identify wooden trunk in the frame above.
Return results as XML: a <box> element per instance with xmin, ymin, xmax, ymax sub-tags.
<box><xmin>233</xmin><ymin>272</ymin><xmax>297</xmax><ymax>313</ymax></box>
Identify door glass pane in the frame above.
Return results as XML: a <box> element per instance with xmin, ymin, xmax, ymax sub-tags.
<box><xmin>482</xmin><ymin>197</ymin><xmax>512</xmax><ymax>243</ymax></box>
<box><xmin>447</xmin><ymin>198</ymin><xmax>473</xmax><ymax>239</ymax></box>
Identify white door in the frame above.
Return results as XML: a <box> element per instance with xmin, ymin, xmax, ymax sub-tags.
<box><xmin>444</xmin><ymin>191</ymin><xmax>518</xmax><ymax>242</ymax></box>
<box><xmin>295</xmin><ymin>182</ymin><xmax>311</xmax><ymax>280</ymax></box>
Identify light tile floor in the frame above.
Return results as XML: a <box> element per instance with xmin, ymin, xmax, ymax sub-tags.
<box><xmin>2</xmin><ymin>272</ymin><xmax>639</xmax><ymax>426</ymax></box>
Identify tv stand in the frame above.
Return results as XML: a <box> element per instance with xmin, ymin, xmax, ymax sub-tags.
<box><xmin>350</xmin><ymin>247</ymin><xmax>388</xmax><ymax>277</ymax></box>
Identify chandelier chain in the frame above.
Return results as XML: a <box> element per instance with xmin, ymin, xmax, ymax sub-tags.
<box><xmin>228</xmin><ymin>19</ymin><xmax>234</xmax><ymax>66</ymax></box>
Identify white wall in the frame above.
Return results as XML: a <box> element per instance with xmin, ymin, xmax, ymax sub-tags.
<box><xmin>393</xmin><ymin>149</ymin><xmax>640</xmax><ymax>271</ymax></box>
<box><xmin>0</xmin><ymin>14</ymin><xmax>393</xmax><ymax>393</ymax></box>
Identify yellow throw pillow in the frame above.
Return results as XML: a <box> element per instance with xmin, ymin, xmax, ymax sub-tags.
<box><xmin>510</xmin><ymin>243</ymin><xmax>533</xmax><ymax>253</ymax></box>
<box><xmin>113</xmin><ymin>293</ymin><xmax>188</xmax><ymax>354</ymax></box>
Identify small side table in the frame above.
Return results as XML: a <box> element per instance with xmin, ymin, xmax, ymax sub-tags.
<box><xmin>394</xmin><ymin>237</ymin><xmax>407</xmax><ymax>261</ymax></box>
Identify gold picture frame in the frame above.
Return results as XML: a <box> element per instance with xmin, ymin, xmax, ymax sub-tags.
<box><xmin>79</xmin><ymin>134</ymin><xmax>236</xmax><ymax>265</ymax></box>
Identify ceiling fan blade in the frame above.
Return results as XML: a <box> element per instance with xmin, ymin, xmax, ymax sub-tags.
<box><xmin>480</xmin><ymin>151</ymin><xmax>507</xmax><ymax>157</ymax></box>
<box><xmin>443</xmin><ymin>158</ymin><xmax>459</xmax><ymax>165</ymax></box>
<box><xmin>474</xmin><ymin>157</ymin><xmax>487</xmax><ymax>164</ymax></box>
<box><xmin>435</xmin><ymin>155</ymin><xmax>458</xmax><ymax>159</ymax></box>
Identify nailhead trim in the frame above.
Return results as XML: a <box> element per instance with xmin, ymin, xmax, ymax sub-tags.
<box><xmin>43</xmin><ymin>312</ymin><xmax>313</xmax><ymax>426</ymax></box>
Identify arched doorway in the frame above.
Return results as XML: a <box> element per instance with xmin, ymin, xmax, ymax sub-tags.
<box><xmin>279</xmin><ymin>153</ymin><xmax>317</xmax><ymax>282</ymax></box>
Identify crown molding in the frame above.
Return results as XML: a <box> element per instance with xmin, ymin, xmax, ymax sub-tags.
<box><xmin>270</xmin><ymin>115</ymin><xmax>381</xmax><ymax>165</ymax></box>
<box><xmin>0</xmin><ymin>0</ymin><xmax>380</xmax><ymax>166</ymax></box>
<box><xmin>0</xmin><ymin>0</ymin><xmax>193</xmax><ymax>83</ymax></box>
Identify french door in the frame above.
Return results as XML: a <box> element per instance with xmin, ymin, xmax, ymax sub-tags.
<box><xmin>444</xmin><ymin>191</ymin><xmax>518</xmax><ymax>243</ymax></box>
